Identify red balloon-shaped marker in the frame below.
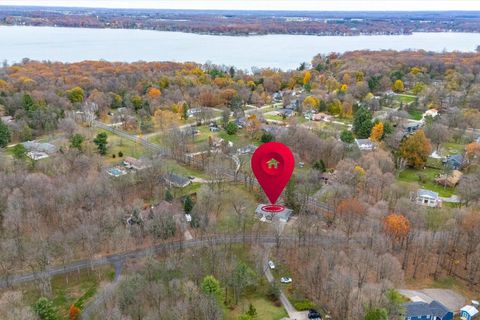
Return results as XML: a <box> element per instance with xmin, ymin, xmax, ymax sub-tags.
<box><xmin>251</xmin><ymin>142</ymin><xmax>294</xmax><ymax>205</ymax></box>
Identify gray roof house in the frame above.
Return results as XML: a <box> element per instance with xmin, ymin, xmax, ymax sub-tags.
<box><xmin>164</xmin><ymin>173</ymin><xmax>191</xmax><ymax>188</ymax></box>
<box><xmin>277</xmin><ymin>108</ymin><xmax>295</xmax><ymax>118</ymax></box>
<box><xmin>404</xmin><ymin>300</ymin><xmax>453</xmax><ymax>320</ymax></box>
<box><xmin>443</xmin><ymin>154</ymin><xmax>464</xmax><ymax>170</ymax></box>
<box><xmin>22</xmin><ymin>141</ymin><xmax>57</xmax><ymax>154</ymax></box>
<box><xmin>404</xmin><ymin>122</ymin><xmax>422</xmax><ymax>134</ymax></box>
<box><xmin>414</xmin><ymin>189</ymin><xmax>442</xmax><ymax>208</ymax></box>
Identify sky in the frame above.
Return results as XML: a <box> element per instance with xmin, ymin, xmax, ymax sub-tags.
<box><xmin>2</xmin><ymin>0</ymin><xmax>480</xmax><ymax>11</ymax></box>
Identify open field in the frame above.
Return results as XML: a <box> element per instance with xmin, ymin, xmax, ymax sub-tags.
<box><xmin>398</xmin><ymin>167</ymin><xmax>456</xmax><ymax>197</ymax></box>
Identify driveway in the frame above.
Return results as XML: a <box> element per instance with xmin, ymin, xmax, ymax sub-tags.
<box><xmin>263</xmin><ymin>247</ymin><xmax>309</xmax><ymax>320</ymax></box>
<box><xmin>399</xmin><ymin>288</ymin><xmax>466</xmax><ymax>311</ymax></box>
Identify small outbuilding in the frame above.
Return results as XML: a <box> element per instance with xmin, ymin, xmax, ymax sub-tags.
<box><xmin>414</xmin><ymin>189</ymin><xmax>442</xmax><ymax>208</ymax></box>
<box><xmin>460</xmin><ymin>305</ymin><xmax>479</xmax><ymax>320</ymax></box>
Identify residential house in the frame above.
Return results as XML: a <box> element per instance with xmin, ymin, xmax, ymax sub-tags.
<box><xmin>255</xmin><ymin>204</ymin><xmax>292</xmax><ymax>223</ymax></box>
<box><xmin>237</xmin><ymin>144</ymin><xmax>257</xmax><ymax>155</ymax></box>
<box><xmin>22</xmin><ymin>141</ymin><xmax>57</xmax><ymax>154</ymax></box>
<box><xmin>140</xmin><ymin>201</ymin><xmax>174</xmax><ymax>221</ymax></box>
<box><xmin>443</xmin><ymin>154</ymin><xmax>464</xmax><ymax>170</ymax></box>
<box><xmin>235</xmin><ymin>117</ymin><xmax>247</xmax><ymax>128</ymax></box>
<box><xmin>414</xmin><ymin>189</ymin><xmax>442</xmax><ymax>208</ymax></box>
<box><xmin>423</xmin><ymin>108</ymin><xmax>439</xmax><ymax>119</ymax></box>
<box><xmin>312</xmin><ymin>113</ymin><xmax>333</xmax><ymax>122</ymax></box>
<box><xmin>285</xmin><ymin>99</ymin><xmax>300</xmax><ymax>111</ymax></box>
<box><xmin>187</xmin><ymin>107</ymin><xmax>202</xmax><ymax>118</ymax></box>
<box><xmin>27</xmin><ymin>151</ymin><xmax>49</xmax><ymax>160</ymax></box>
<box><xmin>434</xmin><ymin>170</ymin><xmax>463</xmax><ymax>188</ymax></box>
<box><xmin>355</xmin><ymin>138</ymin><xmax>376</xmax><ymax>151</ymax></box>
<box><xmin>404</xmin><ymin>300</ymin><xmax>453</xmax><ymax>320</ymax></box>
<box><xmin>276</xmin><ymin>108</ymin><xmax>295</xmax><ymax>118</ymax></box>
<box><xmin>123</xmin><ymin>157</ymin><xmax>148</xmax><ymax>170</ymax></box>
<box><xmin>164</xmin><ymin>173</ymin><xmax>191</xmax><ymax>188</ymax></box>
<box><xmin>272</xmin><ymin>92</ymin><xmax>283</xmax><ymax>102</ymax></box>
<box><xmin>209</xmin><ymin>136</ymin><xmax>233</xmax><ymax>150</ymax></box>
<box><xmin>460</xmin><ymin>305</ymin><xmax>479</xmax><ymax>320</ymax></box>
<box><xmin>404</xmin><ymin>122</ymin><xmax>422</xmax><ymax>135</ymax></box>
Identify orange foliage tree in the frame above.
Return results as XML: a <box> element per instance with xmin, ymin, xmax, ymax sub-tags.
<box><xmin>69</xmin><ymin>304</ymin><xmax>80</xmax><ymax>320</ymax></box>
<box><xmin>465</xmin><ymin>142</ymin><xmax>480</xmax><ymax>164</ymax></box>
<box><xmin>147</xmin><ymin>87</ymin><xmax>161</xmax><ymax>99</ymax></box>
<box><xmin>384</xmin><ymin>213</ymin><xmax>410</xmax><ymax>242</ymax></box>
<box><xmin>399</xmin><ymin>129</ymin><xmax>432</xmax><ymax>168</ymax></box>
<box><xmin>370</xmin><ymin>122</ymin><xmax>384</xmax><ymax>141</ymax></box>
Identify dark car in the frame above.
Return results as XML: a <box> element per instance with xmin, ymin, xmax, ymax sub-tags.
<box><xmin>308</xmin><ymin>309</ymin><xmax>322</xmax><ymax>320</ymax></box>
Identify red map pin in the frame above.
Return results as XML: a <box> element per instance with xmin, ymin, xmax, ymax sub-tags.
<box><xmin>251</xmin><ymin>142</ymin><xmax>295</xmax><ymax>205</ymax></box>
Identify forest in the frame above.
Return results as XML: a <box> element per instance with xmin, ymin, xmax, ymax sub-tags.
<box><xmin>0</xmin><ymin>50</ymin><xmax>480</xmax><ymax>319</ymax></box>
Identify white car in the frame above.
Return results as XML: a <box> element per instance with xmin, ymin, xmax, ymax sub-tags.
<box><xmin>268</xmin><ymin>260</ymin><xmax>275</xmax><ymax>269</ymax></box>
<box><xmin>280</xmin><ymin>277</ymin><xmax>292</xmax><ymax>284</ymax></box>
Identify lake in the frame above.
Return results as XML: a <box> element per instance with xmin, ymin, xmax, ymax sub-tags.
<box><xmin>1</xmin><ymin>26</ymin><xmax>480</xmax><ymax>70</ymax></box>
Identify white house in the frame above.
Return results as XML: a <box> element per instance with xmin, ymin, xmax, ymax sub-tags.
<box><xmin>414</xmin><ymin>189</ymin><xmax>442</xmax><ymax>208</ymax></box>
<box><xmin>460</xmin><ymin>305</ymin><xmax>479</xmax><ymax>320</ymax></box>
<box><xmin>355</xmin><ymin>138</ymin><xmax>375</xmax><ymax>151</ymax></box>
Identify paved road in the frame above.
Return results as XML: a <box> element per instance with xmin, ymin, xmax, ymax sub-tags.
<box><xmin>0</xmin><ymin>234</ymin><xmax>340</xmax><ymax>289</ymax></box>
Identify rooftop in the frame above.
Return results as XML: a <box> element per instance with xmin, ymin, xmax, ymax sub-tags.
<box><xmin>405</xmin><ymin>300</ymin><xmax>451</xmax><ymax>318</ymax></box>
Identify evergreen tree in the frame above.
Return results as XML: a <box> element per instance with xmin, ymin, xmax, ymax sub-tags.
<box><xmin>340</xmin><ymin>130</ymin><xmax>355</xmax><ymax>143</ymax></box>
<box><xmin>165</xmin><ymin>189</ymin><xmax>174</xmax><ymax>202</ymax></box>
<box><xmin>353</xmin><ymin>107</ymin><xmax>373</xmax><ymax>138</ymax></box>
<box><xmin>93</xmin><ymin>132</ymin><xmax>108</xmax><ymax>155</ymax></box>
<box><xmin>183</xmin><ymin>195</ymin><xmax>194</xmax><ymax>214</ymax></box>
<box><xmin>0</xmin><ymin>120</ymin><xmax>10</xmax><ymax>148</ymax></box>
<box><xmin>69</xmin><ymin>133</ymin><xmax>85</xmax><ymax>151</ymax></box>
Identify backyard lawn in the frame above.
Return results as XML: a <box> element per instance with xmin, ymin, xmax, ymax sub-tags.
<box><xmin>21</xmin><ymin>266</ymin><xmax>114</xmax><ymax>319</ymax></box>
<box><xmin>225</xmin><ymin>294</ymin><xmax>287</xmax><ymax>320</ymax></box>
<box><xmin>398</xmin><ymin>168</ymin><xmax>456</xmax><ymax>197</ymax></box>
<box><xmin>97</xmin><ymin>130</ymin><xmax>147</xmax><ymax>164</ymax></box>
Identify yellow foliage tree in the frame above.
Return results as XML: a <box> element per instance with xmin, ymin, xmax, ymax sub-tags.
<box><xmin>302</xmin><ymin>95</ymin><xmax>320</xmax><ymax>110</ymax></box>
<box><xmin>303</xmin><ymin>71</ymin><xmax>311</xmax><ymax>86</ymax></box>
<box><xmin>153</xmin><ymin>109</ymin><xmax>179</xmax><ymax>130</ymax></box>
<box><xmin>392</xmin><ymin>79</ymin><xmax>404</xmax><ymax>93</ymax></box>
<box><xmin>340</xmin><ymin>84</ymin><xmax>348</xmax><ymax>92</ymax></box>
<box><xmin>370</xmin><ymin>122</ymin><xmax>384</xmax><ymax>141</ymax></box>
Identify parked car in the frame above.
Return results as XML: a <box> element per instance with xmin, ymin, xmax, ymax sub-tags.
<box><xmin>280</xmin><ymin>277</ymin><xmax>292</xmax><ymax>284</ymax></box>
<box><xmin>308</xmin><ymin>309</ymin><xmax>322</xmax><ymax>319</ymax></box>
<box><xmin>268</xmin><ymin>260</ymin><xmax>275</xmax><ymax>269</ymax></box>
<box><xmin>209</xmin><ymin>126</ymin><xmax>220</xmax><ymax>132</ymax></box>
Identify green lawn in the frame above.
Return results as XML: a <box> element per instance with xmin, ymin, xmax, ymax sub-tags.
<box><xmin>97</xmin><ymin>130</ymin><xmax>147</xmax><ymax>164</ymax></box>
<box><xmin>407</xmin><ymin>109</ymin><xmax>423</xmax><ymax>121</ymax></box>
<box><xmin>22</xmin><ymin>266</ymin><xmax>114</xmax><ymax>319</ymax></box>
<box><xmin>225</xmin><ymin>294</ymin><xmax>287</xmax><ymax>320</ymax></box>
<box><xmin>396</xmin><ymin>94</ymin><xmax>417</xmax><ymax>104</ymax></box>
<box><xmin>398</xmin><ymin>168</ymin><xmax>456</xmax><ymax>197</ymax></box>
<box><xmin>164</xmin><ymin>159</ymin><xmax>208</xmax><ymax>179</ymax></box>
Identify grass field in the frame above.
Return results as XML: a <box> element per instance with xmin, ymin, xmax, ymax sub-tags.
<box><xmin>398</xmin><ymin>168</ymin><xmax>456</xmax><ymax>197</ymax></box>
<box><xmin>21</xmin><ymin>266</ymin><xmax>114</xmax><ymax>319</ymax></box>
<box><xmin>396</xmin><ymin>94</ymin><xmax>417</xmax><ymax>104</ymax></box>
<box><xmin>97</xmin><ymin>130</ymin><xmax>147</xmax><ymax>164</ymax></box>
<box><xmin>408</xmin><ymin>109</ymin><xmax>423</xmax><ymax>121</ymax></box>
<box><xmin>225</xmin><ymin>294</ymin><xmax>287</xmax><ymax>320</ymax></box>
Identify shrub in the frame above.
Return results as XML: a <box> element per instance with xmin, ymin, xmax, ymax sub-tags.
<box><xmin>293</xmin><ymin>300</ymin><xmax>315</xmax><ymax>311</ymax></box>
